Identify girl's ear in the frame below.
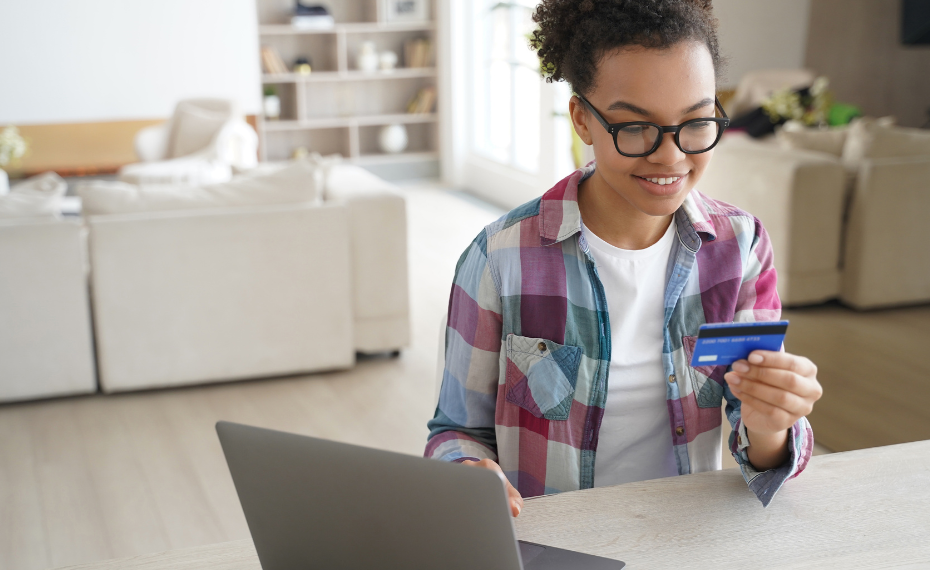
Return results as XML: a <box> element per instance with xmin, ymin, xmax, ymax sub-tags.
<box><xmin>569</xmin><ymin>96</ymin><xmax>595</xmax><ymax>146</ymax></box>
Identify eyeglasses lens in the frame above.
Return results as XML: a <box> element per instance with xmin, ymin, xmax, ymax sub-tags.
<box><xmin>614</xmin><ymin>121</ymin><xmax>721</xmax><ymax>155</ymax></box>
<box><xmin>679</xmin><ymin>121</ymin><xmax>720</xmax><ymax>152</ymax></box>
<box><xmin>615</xmin><ymin>124</ymin><xmax>660</xmax><ymax>155</ymax></box>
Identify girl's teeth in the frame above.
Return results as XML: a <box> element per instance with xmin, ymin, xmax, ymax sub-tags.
<box><xmin>645</xmin><ymin>176</ymin><xmax>680</xmax><ymax>185</ymax></box>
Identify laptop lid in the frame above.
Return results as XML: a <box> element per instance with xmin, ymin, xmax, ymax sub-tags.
<box><xmin>216</xmin><ymin>421</ymin><xmax>524</xmax><ymax>570</ymax></box>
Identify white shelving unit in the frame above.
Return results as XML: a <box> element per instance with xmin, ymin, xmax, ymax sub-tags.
<box><xmin>255</xmin><ymin>0</ymin><xmax>439</xmax><ymax>177</ymax></box>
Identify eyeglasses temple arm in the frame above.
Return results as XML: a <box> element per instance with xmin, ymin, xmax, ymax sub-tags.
<box><xmin>715</xmin><ymin>96</ymin><xmax>729</xmax><ymax>120</ymax></box>
<box><xmin>574</xmin><ymin>94</ymin><xmax>612</xmax><ymax>131</ymax></box>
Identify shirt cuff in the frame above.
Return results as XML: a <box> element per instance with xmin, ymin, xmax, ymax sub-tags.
<box><xmin>735</xmin><ymin>418</ymin><xmax>813</xmax><ymax>508</ymax></box>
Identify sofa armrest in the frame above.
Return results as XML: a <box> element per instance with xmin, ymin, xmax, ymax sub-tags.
<box><xmin>325</xmin><ymin>166</ymin><xmax>410</xmax><ymax>352</ymax></box>
<box><xmin>0</xmin><ymin>220</ymin><xmax>97</xmax><ymax>401</ymax></box>
<box><xmin>842</xmin><ymin>156</ymin><xmax>930</xmax><ymax>308</ymax></box>
<box><xmin>701</xmin><ymin>139</ymin><xmax>847</xmax><ymax>305</ymax></box>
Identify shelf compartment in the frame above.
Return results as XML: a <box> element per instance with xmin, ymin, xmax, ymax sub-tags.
<box><xmin>258</xmin><ymin>82</ymin><xmax>300</xmax><ymax>122</ymax></box>
<box><xmin>297</xmin><ymin>79</ymin><xmax>435</xmax><ymax>119</ymax></box>
<box><xmin>358</xmin><ymin>122</ymin><xmax>436</xmax><ymax>156</ymax></box>
<box><xmin>353</xmin><ymin>151</ymin><xmax>439</xmax><ymax>165</ymax></box>
<box><xmin>260</xmin><ymin>33</ymin><xmax>339</xmax><ymax>74</ymax></box>
<box><xmin>262</xmin><ymin>68</ymin><xmax>436</xmax><ymax>83</ymax></box>
<box><xmin>344</xmin><ymin>30</ymin><xmax>434</xmax><ymax>72</ymax></box>
<box><xmin>257</xmin><ymin>0</ymin><xmax>377</xmax><ymax>28</ymax></box>
<box><xmin>260</xmin><ymin>22</ymin><xmax>435</xmax><ymax>35</ymax></box>
<box><xmin>261</xmin><ymin>127</ymin><xmax>351</xmax><ymax>162</ymax></box>
<box><xmin>263</xmin><ymin>113</ymin><xmax>438</xmax><ymax>131</ymax></box>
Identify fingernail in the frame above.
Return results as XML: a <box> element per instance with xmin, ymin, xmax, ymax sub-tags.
<box><xmin>749</xmin><ymin>353</ymin><xmax>763</xmax><ymax>364</ymax></box>
<box><xmin>732</xmin><ymin>361</ymin><xmax>749</xmax><ymax>373</ymax></box>
<box><xmin>727</xmin><ymin>374</ymin><xmax>741</xmax><ymax>385</ymax></box>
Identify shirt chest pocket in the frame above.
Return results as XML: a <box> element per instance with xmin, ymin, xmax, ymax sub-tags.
<box><xmin>504</xmin><ymin>334</ymin><xmax>583</xmax><ymax>421</ymax></box>
<box><xmin>682</xmin><ymin>335</ymin><xmax>726</xmax><ymax>408</ymax></box>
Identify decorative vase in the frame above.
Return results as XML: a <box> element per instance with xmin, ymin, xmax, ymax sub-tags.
<box><xmin>0</xmin><ymin>168</ymin><xmax>8</xmax><ymax>195</ymax></box>
<box><xmin>357</xmin><ymin>41</ymin><xmax>379</xmax><ymax>73</ymax></box>
<box><xmin>263</xmin><ymin>95</ymin><xmax>281</xmax><ymax>120</ymax></box>
<box><xmin>379</xmin><ymin>124</ymin><xmax>408</xmax><ymax>154</ymax></box>
<box><xmin>379</xmin><ymin>50</ymin><xmax>398</xmax><ymax>72</ymax></box>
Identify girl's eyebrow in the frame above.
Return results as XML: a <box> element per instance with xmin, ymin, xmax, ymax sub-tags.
<box><xmin>605</xmin><ymin>97</ymin><xmax>715</xmax><ymax>117</ymax></box>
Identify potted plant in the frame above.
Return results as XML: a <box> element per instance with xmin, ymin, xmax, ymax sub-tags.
<box><xmin>263</xmin><ymin>86</ymin><xmax>281</xmax><ymax>121</ymax></box>
<box><xmin>0</xmin><ymin>126</ymin><xmax>28</xmax><ymax>195</ymax></box>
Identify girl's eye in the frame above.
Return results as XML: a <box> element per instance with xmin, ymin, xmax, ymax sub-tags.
<box><xmin>685</xmin><ymin>121</ymin><xmax>713</xmax><ymax>131</ymax></box>
<box><xmin>618</xmin><ymin>125</ymin><xmax>649</xmax><ymax>135</ymax></box>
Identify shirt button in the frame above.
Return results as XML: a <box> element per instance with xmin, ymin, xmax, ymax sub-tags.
<box><xmin>738</xmin><ymin>435</ymin><xmax>743</xmax><ymax>446</ymax></box>
<box><xmin>676</xmin><ymin>426</ymin><xmax>684</xmax><ymax>436</ymax></box>
<box><xmin>668</xmin><ymin>374</ymin><xmax>676</xmax><ymax>384</ymax></box>
<box><xmin>537</xmin><ymin>342</ymin><xmax>547</xmax><ymax>352</ymax></box>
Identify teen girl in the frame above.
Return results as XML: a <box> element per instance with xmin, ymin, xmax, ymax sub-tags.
<box><xmin>427</xmin><ymin>0</ymin><xmax>822</xmax><ymax>514</ymax></box>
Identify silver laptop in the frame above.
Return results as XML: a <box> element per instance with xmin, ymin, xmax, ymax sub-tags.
<box><xmin>216</xmin><ymin>421</ymin><xmax>625</xmax><ymax>569</ymax></box>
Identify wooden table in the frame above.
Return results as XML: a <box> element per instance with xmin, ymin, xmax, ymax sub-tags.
<box><xmin>56</xmin><ymin>441</ymin><xmax>930</xmax><ymax>570</ymax></box>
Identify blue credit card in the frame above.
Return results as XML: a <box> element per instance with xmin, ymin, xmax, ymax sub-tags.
<box><xmin>689</xmin><ymin>321</ymin><xmax>789</xmax><ymax>367</ymax></box>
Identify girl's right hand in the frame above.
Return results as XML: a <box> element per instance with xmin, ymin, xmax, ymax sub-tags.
<box><xmin>460</xmin><ymin>458</ymin><xmax>524</xmax><ymax>517</ymax></box>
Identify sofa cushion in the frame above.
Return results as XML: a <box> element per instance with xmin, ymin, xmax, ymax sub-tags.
<box><xmin>169</xmin><ymin>103</ymin><xmax>230</xmax><ymax>158</ymax></box>
<box><xmin>0</xmin><ymin>172</ymin><xmax>66</xmax><ymax>219</ymax></box>
<box><xmin>78</xmin><ymin>161</ymin><xmax>319</xmax><ymax>215</ymax></box>
<box><xmin>119</xmin><ymin>155</ymin><xmax>233</xmax><ymax>185</ymax></box>
<box><xmin>776</xmin><ymin>123</ymin><xmax>848</xmax><ymax>157</ymax></box>
<box><xmin>327</xmin><ymin>163</ymin><xmax>396</xmax><ymax>196</ymax></box>
<box><xmin>841</xmin><ymin>117</ymin><xmax>904</xmax><ymax>167</ymax></box>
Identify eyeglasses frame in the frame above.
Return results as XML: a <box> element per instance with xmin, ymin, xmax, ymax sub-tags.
<box><xmin>575</xmin><ymin>93</ymin><xmax>730</xmax><ymax>157</ymax></box>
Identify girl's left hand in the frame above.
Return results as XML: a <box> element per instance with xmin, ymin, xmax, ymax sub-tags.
<box><xmin>724</xmin><ymin>350</ymin><xmax>823</xmax><ymax>436</ymax></box>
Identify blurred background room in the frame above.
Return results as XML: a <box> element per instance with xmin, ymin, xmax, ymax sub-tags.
<box><xmin>0</xmin><ymin>0</ymin><xmax>928</xmax><ymax>568</ymax></box>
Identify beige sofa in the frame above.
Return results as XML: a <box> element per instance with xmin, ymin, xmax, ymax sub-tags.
<box><xmin>705</xmin><ymin>119</ymin><xmax>930</xmax><ymax>309</ymax></box>
<box><xmin>0</xmin><ymin>218</ymin><xmax>98</xmax><ymax>401</ymax></box>
<box><xmin>78</xmin><ymin>161</ymin><xmax>410</xmax><ymax>393</ymax></box>
<box><xmin>701</xmin><ymin>134</ymin><xmax>847</xmax><ymax>306</ymax></box>
<box><xmin>839</xmin><ymin>122</ymin><xmax>930</xmax><ymax>308</ymax></box>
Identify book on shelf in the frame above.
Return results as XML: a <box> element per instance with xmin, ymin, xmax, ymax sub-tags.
<box><xmin>261</xmin><ymin>46</ymin><xmax>289</xmax><ymax>75</ymax></box>
<box><xmin>406</xmin><ymin>87</ymin><xmax>436</xmax><ymax>114</ymax></box>
<box><xmin>291</xmin><ymin>15</ymin><xmax>334</xmax><ymax>29</ymax></box>
<box><xmin>403</xmin><ymin>38</ymin><xmax>433</xmax><ymax>68</ymax></box>
<box><xmin>292</xmin><ymin>3</ymin><xmax>334</xmax><ymax>30</ymax></box>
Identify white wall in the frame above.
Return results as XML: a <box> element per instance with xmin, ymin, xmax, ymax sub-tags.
<box><xmin>713</xmin><ymin>0</ymin><xmax>812</xmax><ymax>88</ymax></box>
<box><xmin>0</xmin><ymin>0</ymin><xmax>261</xmax><ymax>124</ymax></box>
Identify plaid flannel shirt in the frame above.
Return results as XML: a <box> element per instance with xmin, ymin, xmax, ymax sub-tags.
<box><xmin>426</xmin><ymin>163</ymin><xmax>814</xmax><ymax>507</ymax></box>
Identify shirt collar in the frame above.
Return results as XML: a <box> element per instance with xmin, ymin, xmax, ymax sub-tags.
<box><xmin>538</xmin><ymin>162</ymin><xmax>718</xmax><ymax>247</ymax></box>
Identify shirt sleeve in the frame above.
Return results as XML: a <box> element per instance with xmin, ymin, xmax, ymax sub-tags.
<box><xmin>723</xmin><ymin>216</ymin><xmax>815</xmax><ymax>507</ymax></box>
<box><xmin>425</xmin><ymin>228</ymin><xmax>503</xmax><ymax>464</ymax></box>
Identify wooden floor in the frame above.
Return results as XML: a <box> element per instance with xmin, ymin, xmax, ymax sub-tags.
<box><xmin>0</xmin><ymin>186</ymin><xmax>504</xmax><ymax>570</ymax></box>
<box><xmin>0</xmin><ymin>185</ymin><xmax>924</xmax><ymax>569</ymax></box>
<box><xmin>784</xmin><ymin>302</ymin><xmax>930</xmax><ymax>452</ymax></box>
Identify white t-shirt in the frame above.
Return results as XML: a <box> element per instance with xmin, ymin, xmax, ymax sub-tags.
<box><xmin>582</xmin><ymin>219</ymin><xmax>679</xmax><ymax>487</ymax></box>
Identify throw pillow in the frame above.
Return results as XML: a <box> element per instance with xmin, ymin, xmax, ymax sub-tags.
<box><xmin>169</xmin><ymin>103</ymin><xmax>231</xmax><ymax>158</ymax></box>
<box><xmin>841</xmin><ymin>116</ymin><xmax>896</xmax><ymax>171</ymax></box>
<box><xmin>78</xmin><ymin>161</ymin><xmax>319</xmax><ymax>216</ymax></box>
<box><xmin>776</xmin><ymin>122</ymin><xmax>848</xmax><ymax>157</ymax></box>
<box><xmin>0</xmin><ymin>172</ymin><xmax>67</xmax><ymax>219</ymax></box>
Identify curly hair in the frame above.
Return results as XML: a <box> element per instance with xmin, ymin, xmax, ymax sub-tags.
<box><xmin>530</xmin><ymin>0</ymin><xmax>722</xmax><ymax>96</ymax></box>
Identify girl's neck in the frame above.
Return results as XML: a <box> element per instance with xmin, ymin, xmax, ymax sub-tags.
<box><xmin>578</xmin><ymin>171</ymin><xmax>674</xmax><ymax>251</ymax></box>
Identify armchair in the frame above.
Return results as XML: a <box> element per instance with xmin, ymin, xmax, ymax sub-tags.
<box><xmin>119</xmin><ymin>99</ymin><xmax>258</xmax><ymax>186</ymax></box>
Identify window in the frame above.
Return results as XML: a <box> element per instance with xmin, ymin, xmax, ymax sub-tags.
<box><xmin>469</xmin><ymin>1</ymin><xmax>541</xmax><ymax>173</ymax></box>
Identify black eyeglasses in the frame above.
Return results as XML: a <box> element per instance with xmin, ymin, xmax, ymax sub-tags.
<box><xmin>575</xmin><ymin>94</ymin><xmax>730</xmax><ymax>157</ymax></box>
